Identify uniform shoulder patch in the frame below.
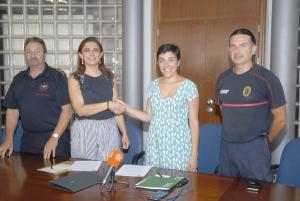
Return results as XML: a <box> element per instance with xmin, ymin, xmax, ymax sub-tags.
<box><xmin>55</xmin><ymin>68</ymin><xmax>67</xmax><ymax>77</ymax></box>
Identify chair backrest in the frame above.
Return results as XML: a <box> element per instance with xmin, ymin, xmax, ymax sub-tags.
<box><xmin>198</xmin><ymin>124</ymin><xmax>222</xmax><ymax>174</ymax></box>
<box><xmin>0</xmin><ymin>121</ymin><xmax>23</xmax><ymax>152</ymax></box>
<box><xmin>122</xmin><ymin>121</ymin><xmax>144</xmax><ymax>165</ymax></box>
<box><xmin>276</xmin><ymin>138</ymin><xmax>300</xmax><ymax>188</ymax></box>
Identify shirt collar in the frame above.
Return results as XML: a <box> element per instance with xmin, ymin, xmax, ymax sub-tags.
<box><xmin>25</xmin><ymin>63</ymin><xmax>51</xmax><ymax>79</ymax></box>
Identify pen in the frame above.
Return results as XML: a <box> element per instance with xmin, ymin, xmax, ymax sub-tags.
<box><xmin>4</xmin><ymin>150</ymin><xmax>9</xmax><ymax>159</ymax></box>
<box><xmin>156</xmin><ymin>172</ymin><xmax>162</xmax><ymax>179</ymax></box>
<box><xmin>50</xmin><ymin>154</ymin><xmax>53</xmax><ymax>169</ymax></box>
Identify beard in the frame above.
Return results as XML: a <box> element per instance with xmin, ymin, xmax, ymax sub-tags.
<box><xmin>26</xmin><ymin>58</ymin><xmax>44</xmax><ymax>68</ymax></box>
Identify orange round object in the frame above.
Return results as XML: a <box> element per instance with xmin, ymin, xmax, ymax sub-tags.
<box><xmin>107</xmin><ymin>149</ymin><xmax>124</xmax><ymax>167</ymax></box>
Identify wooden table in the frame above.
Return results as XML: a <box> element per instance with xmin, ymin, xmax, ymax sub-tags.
<box><xmin>1</xmin><ymin>153</ymin><xmax>299</xmax><ymax>201</ymax></box>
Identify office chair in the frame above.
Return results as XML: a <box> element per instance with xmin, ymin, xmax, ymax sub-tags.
<box><xmin>0</xmin><ymin>120</ymin><xmax>23</xmax><ymax>152</ymax></box>
<box><xmin>276</xmin><ymin>137</ymin><xmax>300</xmax><ymax>188</ymax></box>
<box><xmin>197</xmin><ymin>124</ymin><xmax>222</xmax><ymax>174</ymax></box>
<box><xmin>122</xmin><ymin>121</ymin><xmax>144</xmax><ymax>165</ymax></box>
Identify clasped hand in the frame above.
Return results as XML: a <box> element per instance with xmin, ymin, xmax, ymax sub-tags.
<box><xmin>109</xmin><ymin>100</ymin><xmax>125</xmax><ymax>115</ymax></box>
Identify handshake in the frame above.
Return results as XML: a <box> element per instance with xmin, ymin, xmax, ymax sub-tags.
<box><xmin>108</xmin><ymin>99</ymin><xmax>127</xmax><ymax>115</ymax></box>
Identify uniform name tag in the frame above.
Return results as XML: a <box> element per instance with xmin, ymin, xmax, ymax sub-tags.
<box><xmin>220</xmin><ymin>89</ymin><xmax>229</xmax><ymax>94</ymax></box>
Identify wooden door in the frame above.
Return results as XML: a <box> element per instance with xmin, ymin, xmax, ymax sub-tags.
<box><xmin>154</xmin><ymin>0</ymin><xmax>266</xmax><ymax>125</ymax></box>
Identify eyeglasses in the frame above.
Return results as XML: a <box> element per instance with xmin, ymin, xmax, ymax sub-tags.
<box><xmin>82</xmin><ymin>48</ymin><xmax>101</xmax><ymax>54</ymax></box>
<box><xmin>158</xmin><ymin>57</ymin><xmax>178</xmax><ymax>65</ymax></box>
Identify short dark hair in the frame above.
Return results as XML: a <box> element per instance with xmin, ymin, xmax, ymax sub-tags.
<box><xmin>157</xmin><ymin>44</ymin><xmax>181</xmax><ymax>61</ymax></box>
<box><xmin>229</xmin><ymin>28</ymin><xmax>256</xmax><ymax>45</ymax></box>
<box><xmin>24</xmin><ymin>37</ymin><xmax>47</xmax><ymax>53</ymax></box>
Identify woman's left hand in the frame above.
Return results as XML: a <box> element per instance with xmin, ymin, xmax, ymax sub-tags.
<box><xmin>122</xmin><ymin>134</ymin><xmax>130</xmax><ymax>150</ymax></box>
<box><xmin>188</xmin><ymin>155</ymin><xmax>198</xmax><ymax>172</ymax></box>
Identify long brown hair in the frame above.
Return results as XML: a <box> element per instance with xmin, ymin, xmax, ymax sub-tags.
<box><xmin>76</xmin><ymin>37</ymin><xmax>114</xmax><ymax>80</ymax></box>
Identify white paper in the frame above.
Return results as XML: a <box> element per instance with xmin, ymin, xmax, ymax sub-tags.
<box><xmin>38</xmin><ymin>163</ymin><xmax>72</xmax><ymax>174</ymax></box>
<box><xmin>115</xmin><ymin>165</ymin><xmax>152</xmax><ymax>177</ymax></box>
<box><xmin>69</xmin><ymin>161</ymin><xmax>102</xmax><ymax>171</ymax></box>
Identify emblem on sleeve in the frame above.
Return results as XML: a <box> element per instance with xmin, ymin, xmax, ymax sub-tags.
<box><xmin>243</xmin><ymin>86</ymin><xmax>251</xmax><ymax>97</ymax></box>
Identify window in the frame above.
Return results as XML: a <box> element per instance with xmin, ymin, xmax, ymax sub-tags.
<box><xmin>0</xmin><ymin>0</ymin><xmax>123</xmax><ymax>128</ymax></box>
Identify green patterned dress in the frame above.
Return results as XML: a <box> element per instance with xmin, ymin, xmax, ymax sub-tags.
<box><xmin>145</xmin><ymin>78</ymin><xmax>199</xmax><ymax>171</ymax></box>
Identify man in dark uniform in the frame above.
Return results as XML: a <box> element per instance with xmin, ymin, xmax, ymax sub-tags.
<box><xmin>0</xmin><ymin>37</ymin><xmax>73</xmax><ymax>159</ymax></box>
<box><xmin>215</xmin><ymin>28</ymin><xmax>287</xmax><ymax>182</ymax></box>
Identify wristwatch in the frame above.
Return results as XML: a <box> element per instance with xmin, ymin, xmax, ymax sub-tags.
<box><xmin>52</xmin><ymin>133</ymin><xmax>59</xmax><ymax>138</ymax></box>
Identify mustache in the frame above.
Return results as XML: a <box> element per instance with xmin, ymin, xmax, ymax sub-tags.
<box><xmin>28</xmin><ymin>57</ymin><xmax>39</xmax><ymax>60</ymax></box>
<box><xmin>28</xmin><ymin>58</ymin><xmax>40</xmax><ymax>62</ymax></box>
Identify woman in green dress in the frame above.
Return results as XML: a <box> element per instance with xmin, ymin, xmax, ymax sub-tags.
<box><xmin>120</xmin><ymin>44</ymin><xmax>199</xmax><ymax>171</ymax></box>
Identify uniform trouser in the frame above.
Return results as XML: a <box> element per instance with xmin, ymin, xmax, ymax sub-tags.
<box><xmin>218</xmin><ymin>135</ymin><xmax>273</xmax><ymax>182</ymax></box>
<box><xmin>21</xmin><ymin>130</ymin><xmax>70</xmax><ymax>156</ymax></box>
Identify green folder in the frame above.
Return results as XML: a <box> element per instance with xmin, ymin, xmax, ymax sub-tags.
<box><xmin>134</xmin><ymin>174</ymin><xmax>186</xmax><ymax>191</ymax></box>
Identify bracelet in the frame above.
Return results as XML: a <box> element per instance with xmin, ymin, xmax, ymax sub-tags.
<box><xmin>52</xmin><ymin>133</ymin><xmax>59</xmax><ymax>139</ymax></box>
<box><xmin>107</xmin><ymin>101</ymin><xmax>109</xmax><ymax>110</ymax></box>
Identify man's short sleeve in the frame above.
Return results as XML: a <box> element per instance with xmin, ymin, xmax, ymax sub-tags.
<box><xmin>215</xmin><ymin>76</ymin><xmax>222</xmax><ymax>105</ymax></box>
<box><xmin>55</xmin><ymin>74</ymin><xmax>70</xmax><ymax>106</ymax></box>
<box><xmin>4</xmin><ymin>78</ymin><xmax>19</xmax><ymax>109</ymax></box>
<box><xmin>266</xmin><ymin>72</ymin><xmax>286</xmax><ymax>109</ymax></box>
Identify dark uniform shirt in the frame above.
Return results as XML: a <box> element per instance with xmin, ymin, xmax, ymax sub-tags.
<box><xmin>215</xmin><ymin>64</ymin><xmax>286</xmax><ymax>142</ymax></box>
<box><xmin>4</xmin><ymin>63</ymin><xmax>70</xmax><ymax>154</ymax></box>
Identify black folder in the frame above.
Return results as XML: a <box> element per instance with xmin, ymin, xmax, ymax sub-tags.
<box><xmin>49</xmin><ymin>172</ymin><xmax>103</xmax><ymax>192</ymax></box>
